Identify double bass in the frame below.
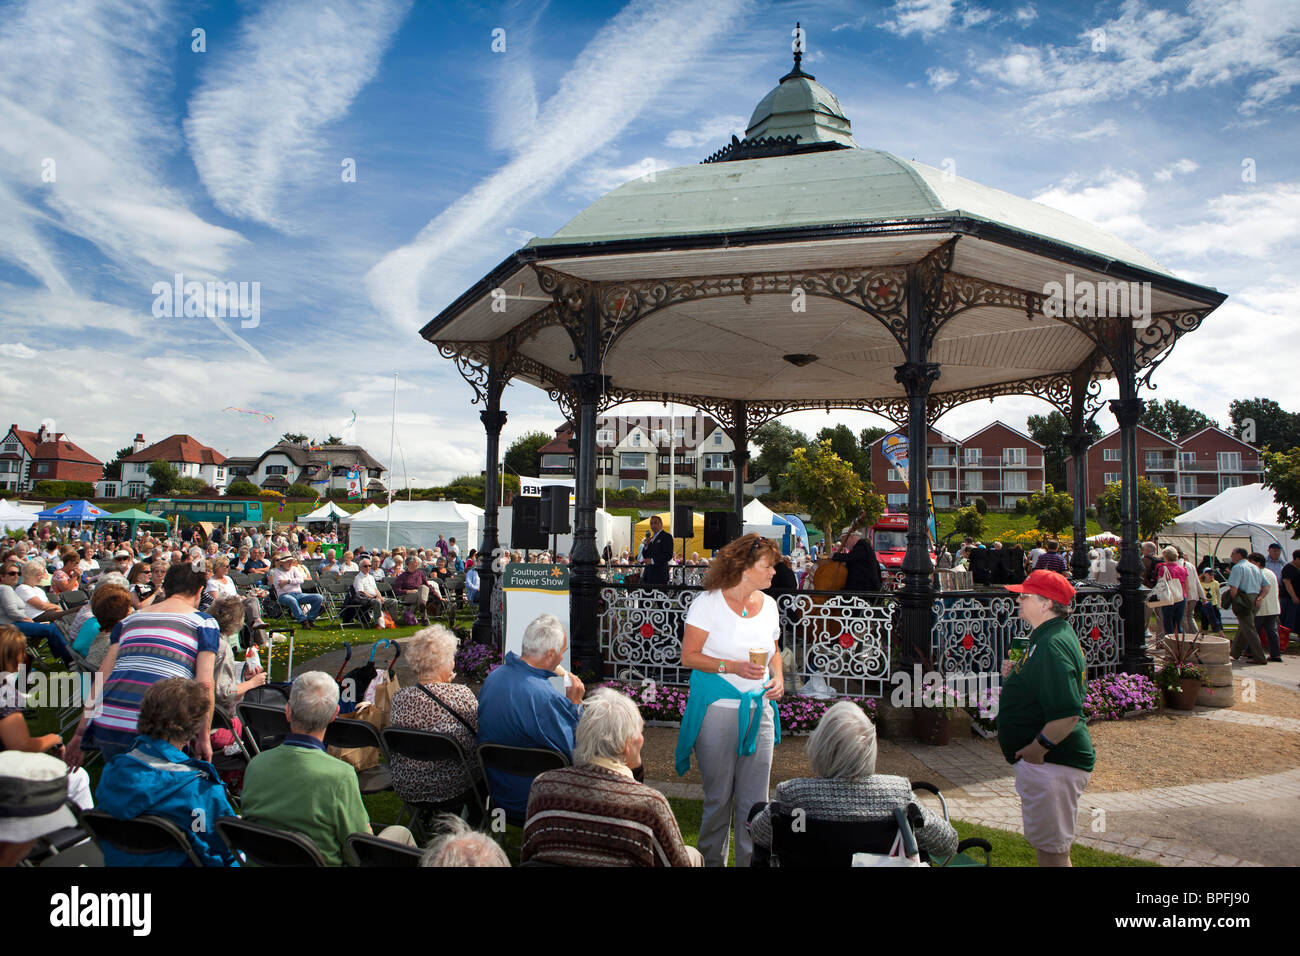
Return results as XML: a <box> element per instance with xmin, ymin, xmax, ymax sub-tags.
<box><xmin>809</xmin><ymin>509</ymin><xmax>868</xmax><ymax>596</ymax></box>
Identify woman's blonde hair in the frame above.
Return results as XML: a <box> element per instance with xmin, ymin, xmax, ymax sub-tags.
<box><xmin>406</xmin><ymin>624</ymin><xmax>458</xmax><ymax>678</ymax></box>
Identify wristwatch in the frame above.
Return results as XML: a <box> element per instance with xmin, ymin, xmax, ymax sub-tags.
<box><xmin>717</xmin><ymin>661</ymin><xmax>727</xmax><ymax>674</ymax></box>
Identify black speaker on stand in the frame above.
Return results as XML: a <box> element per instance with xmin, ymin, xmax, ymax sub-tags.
<box><xmin>511</xmin><ymin>497</ymin><xmax>548</xmax><ymax>552</ymax></box>
<box><xmin>703</xmin><ymin>511</ymin><xmax>739</xmax><ymax>551</ymax></box>
<box><xmin>539</xmin><ymin>486</ymin><xmax>572</xmax><ymax>535</ymax></box>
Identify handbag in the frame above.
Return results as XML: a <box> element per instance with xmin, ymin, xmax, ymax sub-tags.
<box><xmin>328</xmin><ymin>672</ymin><xmax>400</xmax><ymax>773</ymax></box>
<box><xmin>1146</xmin><ymin>568</ymin><xmax>1182</xmax><ymax>607</ymax></box>
<box><xmin>851</xmin><ymin>831</ymin><xmax>924</xmax><ymax>868</ymax></box>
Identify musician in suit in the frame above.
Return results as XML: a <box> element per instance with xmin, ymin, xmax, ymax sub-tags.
<box><xmin>642</xmin><ymin>516</ymin><xmax>675</xmax><ymax>587</ymax></box>
<box><xmin>831</xmin><ymin>532</ymin><xmax>882</xmax><ymax>592</ymax></box>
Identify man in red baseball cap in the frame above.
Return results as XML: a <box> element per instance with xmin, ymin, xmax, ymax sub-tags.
<box><xmin>997</xmin><ymin>568</ymin><xmax>1094</xmax><ymax>867</ymax></box>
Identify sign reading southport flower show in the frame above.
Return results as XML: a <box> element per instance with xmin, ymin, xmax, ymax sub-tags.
<box><xmin>502</xmin><ymin>564</ymin><xmax>571</xmax><ymax>676</ymax></box>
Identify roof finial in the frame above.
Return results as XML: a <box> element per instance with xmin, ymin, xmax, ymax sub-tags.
<box><xmin>782</xmin><ymin>22</ymin><xmax>814</xmax><ymax>82</ymax></box>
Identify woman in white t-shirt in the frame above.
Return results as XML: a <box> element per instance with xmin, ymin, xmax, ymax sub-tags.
<box><xmin>680</xmin><ymin>533</ymin><xmax>783</xmax><ymax>867</ymax></box>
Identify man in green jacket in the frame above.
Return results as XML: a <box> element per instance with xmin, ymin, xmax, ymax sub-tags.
<box><xmin>239</xmin><ymin>671</ymin><xmax>414</xmax><ymax>865</ymax></box>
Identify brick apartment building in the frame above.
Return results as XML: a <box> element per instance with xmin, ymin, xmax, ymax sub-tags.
<box><xmin>870</xmin><ymin>421</ymin><xmax>1046</xmax><ymax>512</ymax></box>
<box><xmin>1067</xmin><ymin>424</ymin><xmax>1262</xmax><ymax>511</ymax></box>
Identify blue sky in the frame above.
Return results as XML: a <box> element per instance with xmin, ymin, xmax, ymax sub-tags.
<box><xmin>1</xmin><ymin>0</ymin><xmax>1297</xmax><ymax>485</ymax></box>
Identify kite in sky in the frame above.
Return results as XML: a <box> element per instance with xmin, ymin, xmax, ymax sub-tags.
<box><xmin>224</xmin><ymin>406</ymin><xmax>275</xmax><ymax>423</ymax></box>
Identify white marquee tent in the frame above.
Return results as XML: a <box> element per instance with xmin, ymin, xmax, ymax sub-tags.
<box><xmin>0</xmin><ymin>500</ymin><xmax>39</xmax><ymax>533</ymax></box>
<box><xmin>347</xmin><ymin>501</ymin><xmax>481</xmax><ymax>552</ymax></box>
<box><xmin>340</xmin><ymin>503</ymin><xmax>382</xmax><ymax>523</ymax></box>
<box><xmin>297</xmin><ymin>500</ymin><xmax>350</xmax><ymax>523</ymax></box>
<box><xmin>1160</xmin><ymin>484</ymin><xmax>1299</xmax><ymax>562</ymax></box>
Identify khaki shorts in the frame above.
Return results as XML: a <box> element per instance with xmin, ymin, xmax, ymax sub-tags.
<box><xmin>1014</xmin><ymin>759</ymin><xmax>1090</xmax><ymax>854</ymax></box>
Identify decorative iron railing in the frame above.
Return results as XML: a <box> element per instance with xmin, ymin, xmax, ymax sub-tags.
<box><xmin>595</xmin><ymin>583</ymin><xmax>1123</xmax><ymax>698</ymax></box>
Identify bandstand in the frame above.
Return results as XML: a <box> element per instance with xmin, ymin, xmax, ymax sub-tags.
<box><xmin>424</xmin><ymin>42</ymin><xmax>1226</xmax><ymax>695</ymax></box>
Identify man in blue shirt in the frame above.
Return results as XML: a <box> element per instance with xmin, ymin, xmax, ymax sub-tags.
<box><xmin>1226</xmin><ymin>548</ymin><xmax>1267</xmax><ymax>664</ymax></box>
<box><xmin>477</xmin><ymin>614</ymin><xmax>584</xmax><ymax>820</ymax></box>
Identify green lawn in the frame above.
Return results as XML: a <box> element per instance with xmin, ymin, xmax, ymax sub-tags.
<box><xmin>934</xmin><ymin>509</ymin><xmax>1104</xmax><ymax>545</ymax></box>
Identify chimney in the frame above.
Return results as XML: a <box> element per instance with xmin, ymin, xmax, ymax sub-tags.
<box><xmin>133</xmin><ymin>433</ymin><xmax>145</xmax><ymax>453</ymax></box>
<box><xmin>36</xmin><ymin>425</ymin><xmax>46</xmax><ymax>443</ymax></box>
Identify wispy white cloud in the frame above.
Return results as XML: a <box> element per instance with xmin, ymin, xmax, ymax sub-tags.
<box><xmin>567</xmin><ymin>158</ymin><xmax>674</xmax><ymax>200</ymax></box>
<box><xmin>1153</xmin><ymin>183</ymin><xmax>1300</xmax><ymax>259</ymax></box>
<box><xmin>1032</xmin><ymin>171</ymin><xmax>1151</xmax><ymax>241</ymax></box>
<box><xmin>185</xmin><ymin>0</ymin><xmax>412</xmax><ymax>229</ymax></box>
<box><xmin>1015</xmin><ymin>4</ymin><xmax>1038</xmax><ymax>25</ymax></box>
<box><xmin>664</xmin><ymin>114</ymin><xmax>747</xmax><ymax>149</ymax></box>
<box><xmin>365</xmin><ymin>0</ymin><xmax>751</xmax><ymax>332</ymax></box>
<box><xmin>1154</xmin><ymin>158</ymin><xmax>1198</xmax><ymax>181</ymax></box>
<box><xmin>926</xmin><ymin>67</ymin><xmax>959</xmax><ymax>91</ymax></box>
<box><xmin>880</xmin><ymin>0</ymin><xmax>992</xmax><ymax>36</ymax></box>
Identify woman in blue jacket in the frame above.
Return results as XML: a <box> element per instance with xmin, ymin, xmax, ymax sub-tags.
<box><xmin>95</xmin><ymin>677</ymin><xmax>238</xmax><ymax>867</ymax></box>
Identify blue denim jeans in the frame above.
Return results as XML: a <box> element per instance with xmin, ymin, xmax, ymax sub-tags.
<box><xmin>278</xmin><ymin>592</ymin><xmax>323</xmax><ymax>622</ymax></box>
<box><xmin>16</xmin><ymin>620</ymin><xmax>72</xmax><ymax>662</ymax></box>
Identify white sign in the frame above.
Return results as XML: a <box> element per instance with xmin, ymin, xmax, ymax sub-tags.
<box><xmin>502</xmin><ymin>563</ymin><xmax>571</xmax><ymax>681</ymax></box>
<box><xmin>518</xmin><ymin>476</ymin><xmax>575</xmax><ymax>499</ymax></box>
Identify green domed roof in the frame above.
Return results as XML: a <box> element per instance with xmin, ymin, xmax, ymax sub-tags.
<box><xmin>745</xmin><ymin>70</ymin><xmax>856</xmax><ymax>147</ymax></box>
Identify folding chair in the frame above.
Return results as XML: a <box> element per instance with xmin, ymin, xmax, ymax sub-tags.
<box><xmin>214</xmin><ymin>817</ymin><xmax>327</xmax><ymax>867</ymax></box>
<box><xmin>324</xmin><ymin>717</ymin><xmax>393</xmax><ymax>795</ymax></box>
<box><xmin>78</xmin><ymin>808</ymin><xmax>205</xmax><ymax>867</ymax></box>
<box><xmin>19</xmin><ymin>801</ymin><xmax>97</xmax><ymax>868</ymax></box>
<box><xmin>346</xmin><ymin>832</ymin><xmax>424</xmax><ymax>867</ymax></box>
<box><xmin>382</xmin><ymin>727</ymin><xmax>484</xmax><ymax>837</ymax></box>
<box><xmin>58</xmin><ymin>589</ymin><xmax>88</xmax><ymax>611</ymax></box>
<box><xmin>237</xmin><ymin>700</ymin><xmax>291</xmax><ymax>755</ymax></box>
<box><xmin>475</xmin><ymin>743</ymin><xmax>569</xmax><ymax>830</ymax></box>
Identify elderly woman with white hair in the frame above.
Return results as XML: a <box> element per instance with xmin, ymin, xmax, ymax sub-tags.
<box><xmin>749</xmin><ymin>702</ymin><xmax>958</xmax><ymax>861</ymax></box>
<box><xmin>521</xmin><ymin>688</ymin><xmax>703</xmax><ymax>867</ymax></box>
<box><xmin>388</xmin><ymin>625</ymin><xmax>484</xmax><ymax>821</ymax></box>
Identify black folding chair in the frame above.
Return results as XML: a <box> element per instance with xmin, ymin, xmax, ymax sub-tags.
<box><xmin>475</xmin><ymin>743</ymin><xmax>569</xmax><ymax>829</ymax></box>
<box><xmin>78</xmin><ymin>808</ymin><xmax>205</xmax><ymax>867</ymax></box>
<box><xmin>59</xmin><ymin>589</ymin><xmax>88</xmax><ymax>611</ymax></box>
<box><xmin>345</xmin><ymin>832</ymin><xmax>424</xmax><ymax>867</ymax></box>
<box><xmin>19</xmin><ymin>801</ymin><xmax>96</xmax><ymax>868</ymax></box>
<box><xmin>237</xmin><ymin>700</ymin><xmax>291</xmax><ymax>754</ymax></box>
<box><xmin>324</xmin><ymin>717</ymin><xmax>393</xmax><ymax>795</ymax></box>
<box><xmin>215</xmin><ymin>817</ymin><xmax>327</xmax><ymax>867</ymax></box>
<box><xmin>382</xmin><ymin>727</ymin><xmax>484</xmax><ymax>837</ymax></box>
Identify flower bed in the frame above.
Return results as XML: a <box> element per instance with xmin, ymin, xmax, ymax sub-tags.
<box><xmin>455</xmin><ymin>642</ymin><xmax>503</xmax><ymax>683</ymax></box>
<box><xmin>971</xmin><ymin>686</ymin><xmax>1000</xmax><ymax>737</ymax></box>
<box><xmin>606</xmin><ymin>680</ymin><xmax>877</xmax><ymax>733</ymax></box>
<box><xmin>1083</xmin><ymin>672</ymin><xmax>1159</xmax><ymax>722</ymax></box>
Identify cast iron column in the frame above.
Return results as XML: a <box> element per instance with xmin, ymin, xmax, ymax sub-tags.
<box><xmin>730</xmin><ymin>400</ymin><xmax>748</xmax><ymax>541</ymax></box>
<box><xmin>1068</xmin><ymin>430</ymin><xmax>1091</xmax><ymax>580</ymax></box>
<box><xmin>1112</xmin><ymin>366</ymin><xmax>1149</xmax><ymax>671</ymax></box>
<box><xmin>568</xmin><ymin>288</ymin><xmax>608</xmax><ymax>681</ymax></box>
<box><xmin>474</xmin><ymin>366</ymin><xmax>506</xmax><ymax>647</ymax></box>
<box><xmin>895</xmin><ymin>268</ymin><xmax>940</xmax><ymax>667</ymax></box>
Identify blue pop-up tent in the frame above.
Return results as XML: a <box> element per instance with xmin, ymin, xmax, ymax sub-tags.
<box><xmin>782</xmin><ymin>514</ymin><xmax>811</xmax><ymax>550</ymax></box>
<box><xmin>36</xmin><ymin>500</ymin><xmax>110</xmax><ymax>523</ymax></box>
<box><xmin>742</xmin><ymin>499</ymin><xmax>794</xmax><ymax>554</ymax></box>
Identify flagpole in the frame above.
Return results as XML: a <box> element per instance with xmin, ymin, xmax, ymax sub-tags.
<box><xmin>386</xmin><ymin>373</ymin><xmax>396</xmax><ymax>551</ymax></box>
<box><xmin>668</xmin><ymin>403</ymin><xmax>675</xmax><ymax>527</ymax></box>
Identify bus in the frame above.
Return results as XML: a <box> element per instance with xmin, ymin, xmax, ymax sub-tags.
<box><xmin>144</xmin><ymin>498</ymin><xmax>263</xmax><ymax>524</ymax></box>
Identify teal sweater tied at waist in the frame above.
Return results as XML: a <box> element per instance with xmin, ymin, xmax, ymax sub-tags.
<box><xmin>675</xmin><ymin>670</ymin><xmax>781</xmax><ymax>777</ymax></box>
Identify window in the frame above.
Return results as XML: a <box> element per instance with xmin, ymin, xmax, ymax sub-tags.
<box><xmin>1103</xmin><ymin>448</ymin><xmax>1121</xmax><ymax>461</ymax></box>
<box><xmin>1180</xmin><ymin>475</ymin><xmax>1197</xmax><ymax>494</ymax></box>
<box><xmin>620</xmin><ymin>453</ymin><xmax>646</xmax><ymax>469</ymax></box>
<box><xmin>599</xmin><ymin>457</ymin><xmax>613</xmax><ymax>473</ymax></box>
<box><xmin>1178</xmin><ymin>451</ymin><xmax>1196</xmax><ymax>468</ymax></box>
<box><xmin>630</xmin><ymin>432</ymin><xmax>641</xmax><ymax>446</ymax></box>
<box><xmin>1220</xmin><ymin>475</ymin><xmax>1242</xmax><ymax>491</ymax></box>
<box><xmin>619</xmin><ymin>479</ymin><xmax>645</xmax><ymax>493</ymax></box>
<box><xmin>707</xmin><ymin>480</ymin><xmax>728</xmax><ymax>491</ymax></box>
<box><xmin>930</xmin><ymin>474</ymin><xmax>951</xmax><ymax>491</ymax></box>
<box><xmin>1217</xmin><ymin>451</ymin><xmax>1241</xmax><ymax>471</ymax></box>
<box><xmin>216</xmin><ymin>467</ymin><xmax>225</xmax><ymax>479</ymax></box>
<box><xmin>964</xmin><ymin>448</ymin><xmax>981</xmax><ymax>465</ymax></box>
<box><xmin>134</xmin><ymin>462</ymin><xmax>148</xmax><ymax>474</ymax></box>
<box><xmin>596</xmin><ymin>429</ymin><xmax>614</xmax><ymax>445</ymax></box>
<box><xmin>266</xmin><ymin>465</ymin><xmax>288</xmax><ymax>476</ymax></box>
<box><xmin>963</xmin><ymin>474</ymin><xmax>982</xmax><ymax>491</ymax></box>
<box><xmin>713</xmin><ymin>432</ymin><xmax>723</xmax><ymax>446</ymax></box>
<box><xmin>887</xmin><ymin>493</ymin><xmax>908</xmax><ymax>509</ymax></box>
<box><xmin>2</xmin><ymin>442</ymin><xmax>16</xmax><ymax>454</ymax></box>
<box><xmin>102</xmin><ymin>483</ymin><xmax>117</xmax><ymax>497</ymax></box>
<box><xmin>1103</xmin><ymin>472</ymin><xmax>1121</xmax><ymax>485</ymax></box>
<box><xmin>888</xmin><ymin>466</ymin><xmax>907</xmax><ymax>483</ymax></box>
<box><xmin>929</xmin><ymin>449</ymin><xmax>950</xmax><ymax>465</ymax></box>
<box><xmin>36</xmin><ymin>462</ymin><xmax>49</xmax><ymax>474</ymax></box>
<box><xmin>1005</xmin><ymin>471</ymin><xmax>1027</xmax><ymax>491</ymax></box>
<box><xmin>933</xmin><ymin>494</ymin><xmax>950</xmax><ymax>509</ymax></box>
<box><xmin>703</xmin><ymin>453</ymin><xmax>730</xmax><ymax>470</ymax></box>
<box><xmin>540</xmin><ymin>454</ymin><xmax>569</xmax><ymax>469</ymax></box>
<box><xmin>1003</xmin><ymin>447</ymin><xmax>1026</xmax><ymax>466</ymax></box>
<box><xmin>673</xmin><ymin>428</ymin><xmax>684</xmax><ymax>440</ymax></box>
<box><xmin>0</xmin><ymin>461</ymin><xmax>13</xmax><ymax>474</ymax></box>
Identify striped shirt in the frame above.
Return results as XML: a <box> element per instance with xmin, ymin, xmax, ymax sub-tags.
<box><xmin>87</xmin><ymin>610</ymin><xmax>221</xmax><ymax>757</ymax></box>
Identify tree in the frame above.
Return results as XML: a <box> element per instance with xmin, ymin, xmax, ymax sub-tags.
<box><xmin>281</xmin><ymin>432</ymin><xmax>308</xmax><ymax>445</ymax></box>
<box><xmin>1263</xmin><ymin>446</ymin><xmax>1300</xmax><ymax>533</ymax></box>
<box><xmin>816</xmin><ymin>424</ymin><xmax>870</xmax><ymax>481</ymax></box>
<box><xmin>751</xmin><ymin>421</ymin><xmax>809</xmax><ymax>497</ymax></box>
<box><xmin>286</xmin><ymin>482</ymin><xmax>316</xmax><ymax>498</ymax></box>
<box><xmin>952</xmin><ymin>504</ymin><xmax>986</xmax><ymax>541</ymax></box>
<box><xmin>1026</xmin><ymin>483</ymin><xmax>1074</xmax><ymax>535</ymax></box>
<box><xmin>323</xmin><ymin>435</ymin><xmax>344</xmax><ymax>445</ymax></box>
<box><xmin>1027</xmin><ymin>411</ymin><xmax>1103</xmax><ymax>491</ymax></box>
<box><xmin>1095</xmin><ymin>477</ymin><xmax>1180</xmax><ymax>541</ymax></box>
<box><xmin>102</xmin><ymin>446</ymin><xmax>133</xmax><ymax>481</ymax></box>
<box><xmin>1229</xmin><ymin>397</ymin><xmax>1300</xmax><ymax>452</ymax></box>
<box><xmin>504</xmin><ymin>431</ymin><xmax>551</xmax><ymax>478</ymax></box>
<box><xmin>226</xmin><ymin>480</ymin><xmax>260</xmax><ymax>497</ymax></box>
<box><xmin>782</xmin><ymin>439</ymin><xmax>883</xmax><ymax>543</ymax></box>
<box><xmin>1140</xmin><ymin>399</ymin><xmax>1218</xmax><ymax>441</ymax></box>
<box><xmin>148</xmin><ymin>459</ymin><xmax>178</xmax><ymax>495</ymax></box>
<box><xmin>859</xmin><ymin>426</ymin><xmax>888</xmax><ymax>450</ymax></box>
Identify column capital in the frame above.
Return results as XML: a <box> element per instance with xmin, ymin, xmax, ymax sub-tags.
<box><xmin>568</xmin><ymin>372</ymin><xmax>610</xmax><ymax>404</ymax></box>
<box><xmin>1108</xmin><ymin>396</ymin><xmax>1143</xmax><ymax>428</ymax></box>
<box><xmin>893</xmin><ymin>362</ymin><xmax>942</xmax><ymax>396</ymax></box>
<box><xmin>479</xmin><ymin>408</ymin><xmax>508</xmax><ymax>433</ymax></box>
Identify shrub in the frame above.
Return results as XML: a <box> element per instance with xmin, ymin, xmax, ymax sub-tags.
<box><xmin>1085</xmin><ymin>505</ymin><xmax>1097</xmax><ymax>519</ymax></box>
<box><xmin>32</xmin><ymin>480</ymin><xmax>96</xmax><ymax>499</ymax></box>
<box><xmin>1014</xmin><ymin>497</ymin><xmax>1028</xmax><ymax>515</ymax></box>
<box><xmin>972</xmin><ymin>496</ymin><xmax>988</xmax><ymax>515</ymax></box>
<box><xmin>258</xmin><ymin>489</ymin><xmax>284</xmax><ymax>499</ymax></box>
<box><xmin>952</xmin><ymin>504</ymin><xmax>986</xmax><ymax>541</ymax></box>
<box><xmin>286</xmin><ymin>483</ymin><xmax>315</xmax><ymax>498</ymax></box>
<box><xmin>173</xmin><ymin>476</ymin><xmax>206</xmax><ymax>494</ymax></box>
<box><xmin>1082</xmin><ymin>673</ymin><xmax>1159</xmax><ymax>722</ymax></box>
<box><xmin>611</xmin><ymin>487</ymin><xmax>641</xmax><ymax>500</ymax></box>
<box><xmin>226</xmin><ymin>480</ymin><xmax>260</xmax><ymax>497</ymax></box>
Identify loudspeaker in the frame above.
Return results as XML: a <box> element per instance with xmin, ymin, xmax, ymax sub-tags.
<box><xmin>511</xmin><ymin>497</ymin><xmax>548</xmax><ymax>551</ymax></box>
<box><xmin>703</xmin><ymin>511</ymin><xmax>739</xmax><ymax>550</ymax></box>
<box><xmin>673</xmin><ymin>503</ymin><xmax>694</xmax><ymax>539</ymax></box>
<box><xmin>539</xmin><ymin>486</ymin><xmax>571</xmax><ymax>536</ymax></box>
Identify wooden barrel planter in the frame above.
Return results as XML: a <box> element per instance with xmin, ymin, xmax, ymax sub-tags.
<box><xmin>913</xmin><ymin>708</ymin><xmax>954</xmax><ymax>746</ymax></box>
